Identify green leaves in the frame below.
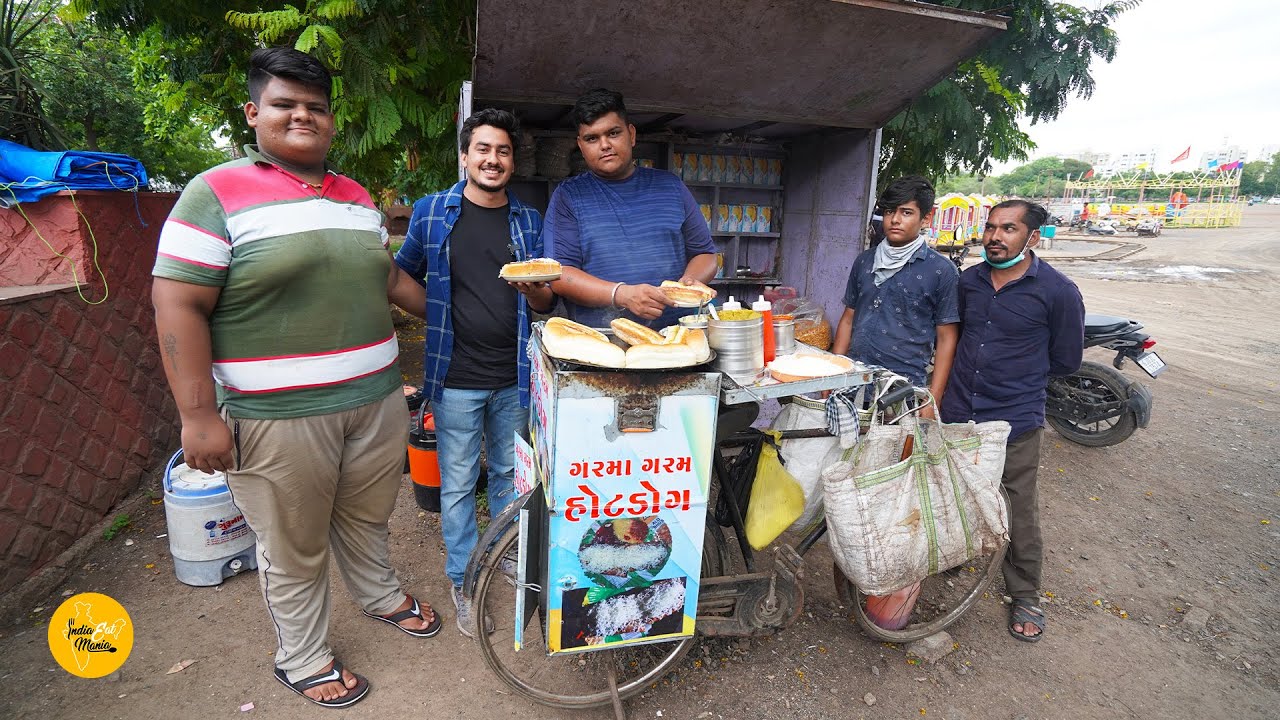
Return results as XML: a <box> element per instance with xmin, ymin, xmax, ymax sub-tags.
<box><xmin>886</xmin><ymin>1</ymin><xmax>1139</xmax><ymax>184</ymax></box>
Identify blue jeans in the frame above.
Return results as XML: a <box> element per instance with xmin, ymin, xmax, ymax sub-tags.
<box><xmin>433</xmin><ymin>385</ymin><xmax>526</xmax><ymax>587</ymax></box>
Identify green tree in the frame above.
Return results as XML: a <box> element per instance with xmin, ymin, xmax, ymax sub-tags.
<box><xmin>0</xmin><ymin>0</ymin><xmax>67</xmax><ymax>148</ymax></box>
<box><xmin>30</xmin><ymin>15</ymin><xmax>226</xmax><ymax>184</ymax></box>
<box><xmin>1240</xmin><ymin>154</ymin><xmax>1278</xmax><ymax>197</ymax></box>
<box><xmin>883</xmin><ymin>1</ymin><xmax>1140</xmax><ymax>184</ymax></box>
<box><xmin>75</xmin><ymin>0</ymin><xmax>473</xmax><ymax>199</ymax></box>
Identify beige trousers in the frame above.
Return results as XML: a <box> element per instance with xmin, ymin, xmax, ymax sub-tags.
<box><xmin>225</xmin><ymin>390</ymin><xmax>409</xmax><ymax>682</ymax></box>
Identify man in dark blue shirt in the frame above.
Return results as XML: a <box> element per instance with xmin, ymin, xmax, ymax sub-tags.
<box><xmin>833</xmin><ymin>176</ymin><xmax>960</xmax><ymax>413</ymax></box>
<box><xmin>545</xmin><ymin>89</ymin><xmax>718</xmax><ymax>328</ymax></box>
<box><xmin>940</xmin><ymin>199</ymin><xmax>1085</xmax><ymax>643</ymax></box>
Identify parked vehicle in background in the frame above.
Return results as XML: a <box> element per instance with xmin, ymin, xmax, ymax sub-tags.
<box><xmin>1268</xmin><ymin>196</ymin><xmax>1280</xmax><ymax>205</ymax></box>
<box><xmin>1135</xmin><ymin>218</ymin><xmax>1162</xmax><ymax>237</ymax></box>
<box><xmin>1046</xmin><ymin>313</ymin><xmax>1163</xmax><ymax>447</ymax></box>
<box><xmin>1085</xmin><ymin>219</ymin><xmax>1117</xmax><ymax>235</ymax></box>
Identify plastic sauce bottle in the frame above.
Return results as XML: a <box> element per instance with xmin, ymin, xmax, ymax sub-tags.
<box><xmin>753</xmin><ymin>295</ymin><xmax>775</xmax><ymax>364</ymax></box>
<box><xmin>722</xmin><ymin>295</ymin><xmax>742</xmax><ymax>312</ymax></box>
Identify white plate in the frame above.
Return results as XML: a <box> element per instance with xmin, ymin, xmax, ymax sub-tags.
<box><xmin>1134</xmin><ymin>351</ymin><xmax>1166</xmax><ymax>377</ymax></box>
<box><xmin>499</xmin><ymin>272</ymin><xmax>561</xmax><ymax>283</ymax></box>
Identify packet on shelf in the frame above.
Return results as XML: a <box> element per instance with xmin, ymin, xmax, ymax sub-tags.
<box><xmin>672</xmin><ymin>152</ymin><xmax>684</xmax><ymax>179</ymax></box>
<box><xmin>727</xmin><ymin>156</ymin><xmax>741</xmax><ymax>183</ymax></box>
<box><xmin>743</xmin><ymin>205</ymin><xmax>758</xmax><ymax>232</ymax></box>
<box><xmin>758</xmin><ymin>206</ymin><xmax>773</xmax><ymax>233</ymax></box>
<box><xmin>698</xmin><ymin>154</ymin><xmax>714</xmax><ymax>182</ymax></box>
<box><xmin>717</xmin><ymin>205</ymin><xmax>730</xmax><ymax>231</ymax></box>
<box><xmin>728</xmin><ymin>205</ymin><xmax>744</xmax><ymax>233</ymax></box>
<box><xmin>754</xmin><ymin>158</ymin><xmax>769</xmax><ymax>185</ymax></box>
<box><xmin>700</xmin><ymin>204</ymin><xmax>713</xmax><ymax>229</ymax></box>
<box><xmin>684</xmin><ymin>153</ymin><xmax>699</xmax><ymax>180</ymax></box>
<box><xmin>713</xmin><ymin>155</ymin><xmax>727</xmax><ymax>182</ymax></box>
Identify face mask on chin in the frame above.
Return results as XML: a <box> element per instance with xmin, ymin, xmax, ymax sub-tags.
<box><xmin>981</xmin><ymin>235</ymin><xmax>1035</xmax><ymax>269</ymax></box>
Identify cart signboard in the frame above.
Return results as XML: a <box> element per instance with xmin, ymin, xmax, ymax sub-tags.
<box><xmin>527</xmin><ymin>331</ymin><xmax>719</xmax><ymax>655</ymax></box>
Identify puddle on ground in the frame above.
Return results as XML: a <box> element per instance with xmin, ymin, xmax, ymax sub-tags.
<box><xmin>1040</xmin><ymin>239</ymin><xmax>1117</xmax><ymax>255</ymax></box>
<box><xmin>1080</xmin><ymin>264</ymin><xmax>1257</xmax><ymax>282</ymax></box>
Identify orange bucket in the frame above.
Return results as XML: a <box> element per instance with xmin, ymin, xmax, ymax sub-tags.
<box><xmin>408</xmin><ymin>412</ymin><xmax>440</xmax><ymax>512</ymax></box>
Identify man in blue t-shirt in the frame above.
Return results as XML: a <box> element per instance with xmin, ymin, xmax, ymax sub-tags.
<box><xmin>545</xmin><ymin>89</ymin><xmax>718</xmax><ymax>328</ymax></box>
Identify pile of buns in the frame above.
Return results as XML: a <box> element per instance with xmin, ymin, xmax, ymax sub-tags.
<box><xmin>541</xmin><ymin>317</ymin><xmax>711</xmax><ymax>369</ymax></box>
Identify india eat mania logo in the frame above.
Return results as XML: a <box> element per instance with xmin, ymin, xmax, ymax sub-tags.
<box><xmin>47</xmin><ymin>592</ymin><xmax>134</xmax><ymax>678</ymax></box>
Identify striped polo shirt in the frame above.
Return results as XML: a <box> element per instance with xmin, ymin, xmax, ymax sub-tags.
<box><xmin>152</xmin><ymin>146</ymin><xmax>401</xmax><ymax>419</ymax></box>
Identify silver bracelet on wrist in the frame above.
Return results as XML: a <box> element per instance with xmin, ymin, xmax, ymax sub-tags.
<box><xmin>610</xmin><ymin>282</ymin><xmax>625</xmax><ymax>307</ymax></box>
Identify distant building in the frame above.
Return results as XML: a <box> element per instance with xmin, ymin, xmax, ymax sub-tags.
<box><xmin>1257</xmin><ymin>144</ymin><xmax>1280</xmax><ymax>163</ymax></box>
<box><xmin>1097</xmin><ymin>147</ymin><xmax>1159</xmax><ymax>177</ymax></box>
<box><xmin>1199</xmin><ymin>145</ymin><xmax>1248</xmax><ymax>171</ymax></box>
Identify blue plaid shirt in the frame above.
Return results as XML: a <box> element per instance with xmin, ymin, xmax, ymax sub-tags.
<box><xmin>394</xmin><ymin>181</ymin><xmax>544</xmax><ymax>408</ymax></box>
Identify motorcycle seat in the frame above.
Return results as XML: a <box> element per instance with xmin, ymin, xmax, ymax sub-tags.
<box><xmin>1084</xmin><ymin>314</ymin><xmax>1133</xmax><ymax>335</ymax></box>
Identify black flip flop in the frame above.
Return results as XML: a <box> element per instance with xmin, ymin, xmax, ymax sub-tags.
<box><xmin>274</xmin><ymin>659</ymin><xmax>369</xmax><ymax>708</ymax></box>
<box><xmin>1008</xmin><ymin>598</ymin><xmax>1045</xmax><ymax>643</ymax></box>
<box><xmin>362</xmin><ymin>594</ymin><xmax>442</xmax><ymax>638</ymax></box>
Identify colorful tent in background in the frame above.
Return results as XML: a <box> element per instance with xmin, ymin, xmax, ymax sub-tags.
<box><xmin>1218</xmin><ymin>160</ymin><xmax>1243</xmax><ymax>173</ymax></box>
<box><xmin>1171</xmin><ymin>146</ymin><xmax>1191</xmax><ymax>164</ymax></box>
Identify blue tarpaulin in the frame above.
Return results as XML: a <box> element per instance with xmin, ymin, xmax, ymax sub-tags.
<box><xmin>0</xmin><ymin>139</ymin><xmax>149</xmax><ymax>207</ymax></box>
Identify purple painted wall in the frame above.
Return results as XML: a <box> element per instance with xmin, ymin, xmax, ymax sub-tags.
<box><xmin>779</xmin><ymin>129</ymin><xmax>876</xmax><ymax>330</ymax></box>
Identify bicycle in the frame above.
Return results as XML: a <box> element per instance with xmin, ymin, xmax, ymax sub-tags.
<box><xmin>462</xmin><ymin>373</ymin><xmax>1005</xmax><ymax>711</ymax></box>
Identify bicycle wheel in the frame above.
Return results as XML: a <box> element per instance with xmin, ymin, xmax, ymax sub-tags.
<box><xmin>835</xmin><ymin>536</ymin><xmax>1007</xmax><ymax>642</ymax></box>
<box><xmin>472</xmin><ymin>524</ymin><xmax>696</xmax><ymax>709</ymax></box>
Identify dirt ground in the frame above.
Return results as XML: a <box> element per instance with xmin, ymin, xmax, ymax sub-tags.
<box><xmin>2</xmin><ymin>208</ymin><xmax>1276</xmax><ymax>720</ymax></box>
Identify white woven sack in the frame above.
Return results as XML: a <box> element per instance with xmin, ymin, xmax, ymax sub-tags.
<box><xmin>821</xmin><ymin>417</ymin><xmax>1011</xmax><ymax>596</ymax></box>
<box><xmin>771</xmin><ymin>398</ymin><xmax>843</xmax><ymax>531</ymax></box>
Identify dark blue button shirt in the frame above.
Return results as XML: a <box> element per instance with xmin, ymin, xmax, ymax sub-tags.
<box><xmin>842</xmin><ymin>243</ymin><xmax>960</xmax><ymax>385</ymax></box>
<box><xmin>940</xmin><ymin>254</ymin><xmax>1085</xmax><ymax>439</ymax></box>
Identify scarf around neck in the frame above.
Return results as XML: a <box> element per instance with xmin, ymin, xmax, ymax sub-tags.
<box><xmin>872</xmin><ymin>237</ymin><xmax>924</xmax><ymax>286</ymax></box>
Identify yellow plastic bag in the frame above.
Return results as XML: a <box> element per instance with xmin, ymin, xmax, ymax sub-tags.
<box><xmin>744</xmin><ymin>431</ymin><xmax>805</xmax><ymax>550</ymax></box>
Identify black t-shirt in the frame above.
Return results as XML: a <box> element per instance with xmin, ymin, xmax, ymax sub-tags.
<box><xmin>444</xmin><ymin>197</ymin><xmax>519</xmax><ymax>389</ymax></box>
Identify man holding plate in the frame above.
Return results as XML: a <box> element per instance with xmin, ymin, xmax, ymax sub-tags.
<box><xmin>545</xmin><ymin>88</ymin><xmax>718</xmax><ymax>329</ymax></box>
<box><xmin>395</xmin><ymin>108</ymin><xmax>553</xmax><ymax>637</ymax></box>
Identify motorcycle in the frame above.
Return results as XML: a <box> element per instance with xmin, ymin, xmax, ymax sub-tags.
<box><xmin>1045</xmin><ymin>314</ymin><xmax>1165</xmax><ymax>447</ymax></box>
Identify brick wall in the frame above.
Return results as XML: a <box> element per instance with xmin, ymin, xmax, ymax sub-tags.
<box><xmin>0</xmin><ymin>191</ymin><xmax>179</xmax><ymax>593</ymax></box>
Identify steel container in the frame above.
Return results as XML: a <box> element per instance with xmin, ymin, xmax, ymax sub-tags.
<box><xmin>773</xmin><ymin>317</ymin><xmax>797</xmax><ymax>356</ymax></box>
<box><xmin>708</xmin><ymin>316</ymin><xmax>765</xmax><ymax>382</ymax></box>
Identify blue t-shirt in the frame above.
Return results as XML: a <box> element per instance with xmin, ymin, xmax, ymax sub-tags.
<box><xmin>544</xmin><ymin>167</ymin><xmax>716</xmax><ymax>328</ymax></box>
<box><xmin>842</xmin><ymin>243</ymin><xmax>960</xmax><ymax>386</ymax></box>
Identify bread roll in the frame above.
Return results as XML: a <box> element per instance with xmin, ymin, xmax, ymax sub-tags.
<box><xmin>625</xmin><ymin>343</ymin><xmax>697</xmax><ymax>369</ymax></box>
<box><xmin>685</xmin><ymin>327</ymin><xmax>711</xmax><ymax>363</ymax></box>
<box><xmin>500</xmin><ymin>258</ymin><xmax>562</xmax><ymax>279</ymax></box>
<box><xmin>542</xmin><ymin>317</ymin><xmax>624</xmax><ymax>367</ymax></box>
<box><xmin>610</xmin><ymin>317</ymin><xmax>665</xmax><ymax>347</ymax></box>
<box><xmin>660</xmin><ymin>280</ymin><xmax>716</xmax><ymax>306</ymax></box>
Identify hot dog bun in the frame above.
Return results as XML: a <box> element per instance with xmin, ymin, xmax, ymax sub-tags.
<box><xmin>499</xmin><ymin>258</ymin><xmax>562</xmax><ymax>280</ymax></box>
<box><xmin>610</xmin><ymin>318</ymin><xmax>665</xmax><ymax>347</ymax></box>
<box><xmin>625</xmin><ymin>343</ymin><xmax>697</xmax><ymax>369</ymax></box>
<box><xmin>542</xmin><ymin>317</ymin><xmax>624</xmax><ymax>367</ymax></box>
<box><xmin>660</xmin><ymin>280</ymin><xmax>716</xmax><ymax>306</ymax></box>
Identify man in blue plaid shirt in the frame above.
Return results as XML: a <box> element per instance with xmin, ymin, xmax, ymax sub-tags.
<box><xmin>394</xmin><ymin>109</ymin><xmax>552</xmax><ymax>637</ymax></box>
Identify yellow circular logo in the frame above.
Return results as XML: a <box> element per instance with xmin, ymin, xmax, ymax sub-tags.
<box><xmin>47</xmin><ymin>592</ymin><xmax>133</xmax><ymax>678</ymax></box>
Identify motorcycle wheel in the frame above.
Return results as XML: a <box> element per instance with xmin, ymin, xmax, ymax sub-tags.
<box><xmin>1046</xmin><ymin>361</ymin><xmax>1137</xmax><ymax>447</ymax></box>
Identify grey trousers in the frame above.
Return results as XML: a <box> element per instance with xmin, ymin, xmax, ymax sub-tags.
<box><xmin>225</xmin><ymin>390</ymin><xmax>410</xmax><ymax>682</ymax></box>
<box><xmin>1002</xmin><ymin>428</ymin><xmax>1044</xmax><ymax>600</ymax></box>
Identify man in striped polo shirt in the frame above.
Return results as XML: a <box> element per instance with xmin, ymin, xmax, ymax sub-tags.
<box><xmin>152</xmin><ymin>48</ymin><xmax>437</xmax><ymax>709</ymax></box>
<box><xmin>545</xmin><ymin>88</ymin><xmax>718</xmax><ymax>328</ymax></box>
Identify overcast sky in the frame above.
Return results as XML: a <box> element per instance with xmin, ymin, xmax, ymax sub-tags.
<box><xmin>997</xmin><ymin>0</ymin><xmax>1279</xmax><ymax>172</ymax></box>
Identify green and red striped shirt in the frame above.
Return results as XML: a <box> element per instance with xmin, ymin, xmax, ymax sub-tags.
<box><xmin>152</xmin><ymin>146</ymin><xmax>401</xmax><ymax>419</ymax></box>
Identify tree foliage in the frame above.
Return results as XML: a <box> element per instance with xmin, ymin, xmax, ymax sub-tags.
<box><xmin>74</xmin><ymin>0</ymin><xmax>473</xmax><ymax>199</ymax></box>
<box><xmin>29</xmin><ymin>14</ymin><xmax>226</xmax><ymax>184</ymax></box>
<box><xmin>1240</xmin><ymin>153</ymin><xmax>1279</xmax><ymax>198</ymax></box>
<box><xmin>883</xmin><ymin>1</ymin><xmax>1140</xmax><ymax>185</ymax></box>
<box><xmin>0</xmin><ymin>0</ymin><xmax>67</xmax><ymax>149</ymax></box>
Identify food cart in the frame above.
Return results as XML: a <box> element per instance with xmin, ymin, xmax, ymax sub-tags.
<box><xmin>456</xmin><ymin>0</ymin><xmax>1007</xmax><ymax>711</ymax></box>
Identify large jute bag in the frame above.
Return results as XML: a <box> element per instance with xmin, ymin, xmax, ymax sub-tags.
<box><xmin>822</xmin><ymin>416</ymin><xmax>1011</xmax><ymax>596</ymax></box>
